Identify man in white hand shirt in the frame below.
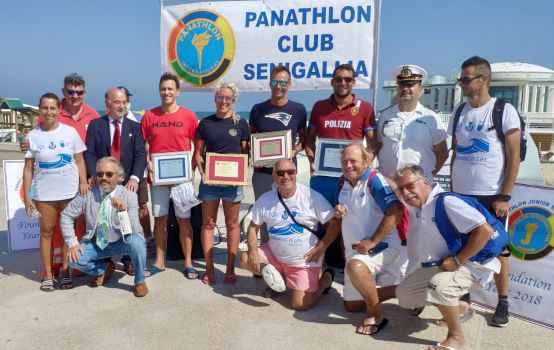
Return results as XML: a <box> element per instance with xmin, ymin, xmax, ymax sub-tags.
<box><xmin>377</xmin><ymin>65</ymin><xmax>448</xmax><ymax>180</ymax></box>
<box><xmin>239</xmin><ymin>159</ymin><xmax>341</xmax><ymax>310</ymax></box>
<box><xmin>448</xmin><ymin>56</ymin><xmax>521</xmax><ymax>327</ymax></box>
<box><xmin>334</xmin><ymin>143</ymin><xmax>405</xmax><ymax>336</ymax></box>
<box><xmin>394</xmin><ymin>164</ymin><xmax>502</xmax><ymax>350</ymax></box>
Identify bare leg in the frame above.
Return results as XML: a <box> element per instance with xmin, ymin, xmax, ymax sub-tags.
<box><xmin>429</xmin><ymin>304</ymin><xmax>468</xmax><ymax>350</ymax></box>
<box><xmin>139</xmin><ymin>203</ymin><xmax>152</xmax><ymax>238</ymax></box>
<box><xmin>177</xmin><ymin>217</ymin><xmax>195</xmax><ymax>278</ymax></box>
<box><xmin>346</xmin><ymin>259</ymin><xmax>384</xmax><ymax>334</ymax></box>
<box><xmin>222</xmin><ymin>200</ymin><xmax>240</xmax><ymax>276</ymax></box>
<box><xmin>200</xmin><ymin>199</ymin><xmax>220</xmax><ymax>276</ymax></box>
<box><xmin>35</xmin><ymin>201</ymin><xmax>58</xmax><ymax>282</ymax></box>
<box><xmin>146</xmin><ymin>215</ymin><xmax>167</xmax><ymax>276</ymax></box>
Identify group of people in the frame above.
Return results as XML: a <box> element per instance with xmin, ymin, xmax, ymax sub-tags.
<box><xmin>22</xmin><ymin>55</ymin><xmax>519</xmax><ymax>350</ymax></box>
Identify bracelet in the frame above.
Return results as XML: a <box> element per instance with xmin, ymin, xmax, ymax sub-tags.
<box><xmin>453</xmin><ymin>255</ymin><xmax>462</xmax><ymax>266</ymax></box>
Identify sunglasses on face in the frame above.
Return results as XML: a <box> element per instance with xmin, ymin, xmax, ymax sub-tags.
<box><xmin>457</xmin><ymin>75</ymin><xmax>483</xmax><ymax>84</ymax></box>
<box><xmin>66</xmin><ymin>89</ymin><xmax>85</xmax><ymax>96</ymax></box>
<box><xmin>216</xmin><ymin>95</ymin><xmax>233</xmax><ymax>103</ymax></box>
<box><xmin>396</xmin><ymin>178</ymin><xmax>422</xmax><ymax>193</ymax></box>
<box><xmin>275</xmin><ymin>169</ymin><xmax>296</xmax><ymax>177</ymax></box>
<box><xmin>96</xmin><ymin>171</ymin><xmax>115</xmax><ymax>179</ymax></box>
<box><xmin>333</xmin><ymin>76</ymin><xmax>354</xmax><ymax>83</ymax></box>
<box><xmin>270</xmin><ymin>80</ymin><xmax>289</xmax><ymax>87</ymax></box>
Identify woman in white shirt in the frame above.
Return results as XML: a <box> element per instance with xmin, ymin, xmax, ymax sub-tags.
<box><xmin>23</xmin><ymin>93</ymin><xmax>89</xmax><ymax>292</ymax></box>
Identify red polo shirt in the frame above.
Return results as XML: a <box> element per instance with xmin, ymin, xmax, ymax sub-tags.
<box><xmin>38</xmin><ymin>99</ymin><xmax>100</xmax><ymax>142</ymax></box>
<box><xmin>308</xmin><ymin>94</ymin><xmax>376</xmax><ymax>140</ymax></box>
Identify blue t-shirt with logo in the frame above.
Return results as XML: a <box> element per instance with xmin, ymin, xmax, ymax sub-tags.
<box><xmin>195</xmin><ymin>114</ymin><xmax>250</xmax><ymax>154</ymax></box>
<box><xmin>249</xmin><ymin>99</ymin><xmax>307</xmax><ymax>145</ymax></box>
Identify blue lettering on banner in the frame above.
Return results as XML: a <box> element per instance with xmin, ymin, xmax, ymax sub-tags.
<box><xmin>278</xmin><ymin>34</ymin><xmax>334</xmax><ymax>53</ymax></box>
<box><xmin>243</xmin><ymin>60</ymin><xmax>368</xmax><ymax>80</ymax></box>
<box><xmin>245</xmin><ymin>6</ymin><xmax>371</xmax><ymax>27</ymax></box>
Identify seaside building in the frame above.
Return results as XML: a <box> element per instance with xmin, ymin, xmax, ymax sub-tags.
<box><xmin>382</xmin><ymin>62</ymin><xmax>554</xmax><ymax>158</ymax></box>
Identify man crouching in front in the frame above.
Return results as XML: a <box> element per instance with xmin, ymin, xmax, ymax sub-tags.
<box><xmin>394</xmin><ymin>164</ymin><xmax>507</xmax><ymax>350</ymax></box>
<box><xmin>61</xmin><ymin>156</ymin><xmax>147</xmax><ymax>297</ymax></box>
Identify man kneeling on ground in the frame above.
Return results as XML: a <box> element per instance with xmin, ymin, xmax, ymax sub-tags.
<box><xmin>239</xmin><ymin>159</ymin><xmax>340</xmax><ymax>310</ymax></box>
<box><xmin>61</xmin><ymin>156</ymin><xmax>147</xmax><ymax>297</ymax></box>
<box><xmin>394</xmin><ymin>164</ymin><xmax>506</xmax><ymax>350</ymax></box>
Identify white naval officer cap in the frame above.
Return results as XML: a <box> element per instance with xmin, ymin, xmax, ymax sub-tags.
<box><xmin>391</xmin><ymin>65</ymin><xmax>427</xmax><ymax>84</ymax></box>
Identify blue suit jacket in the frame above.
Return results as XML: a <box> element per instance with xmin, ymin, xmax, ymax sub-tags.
<box><xmin>84</xmin><ymin>115</ymin><xmax>147</xmax><ymax>184</ymax></box>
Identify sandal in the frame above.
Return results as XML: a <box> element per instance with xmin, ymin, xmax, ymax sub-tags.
<box><xmin>322</xmin><ymin>268</ymin><xmax>334</xmax><ymax>294</ymax></box>
<box><xmin>60</xmin><ymin>277</ymin><xmax>74</xmax><ymax>290</ymax></box>
<box><xmin>184</xmin><ymin>267</ymin><xmax>199</xmax><ymax>280</ymax></box>
<box><xmin>202</xmin><ymin>273</ymin><xmax>216</xmax><ymax>285</ymax></box>
<box><xmin>223</xmin><ymin>273</ymin><xmax>237</xmax><ymax>284</ymax></box>
<box><xmin>356</xmin><ymin>318</ymin><xmax>389</xmax><ymax>336</ymax></box>
<box><xmin>40</xmin><ymin>279</ymin><xmax>55</xmax><ymax>292</ymax></box>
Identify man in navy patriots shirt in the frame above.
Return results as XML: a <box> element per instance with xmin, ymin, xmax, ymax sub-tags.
<box><xmin>249</xmin><ymin>65</ymin><xmax>307</xmax><ymax>242</ymax></box>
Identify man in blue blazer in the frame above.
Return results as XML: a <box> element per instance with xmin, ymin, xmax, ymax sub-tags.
<box><xmin>84</xmin><ymin>87</ymin><xmax>147</xmax><ymax>276</ymax></box>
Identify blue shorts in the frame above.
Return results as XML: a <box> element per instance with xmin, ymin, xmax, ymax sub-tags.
<box><xmin>198</xmin><ymin>182</ymin><xmax>243</xmax><ymax>202</ymax></box>
<box><xmin>150</xmin><ymin>185</ymin><xmax>191</xmax><ymax>218</ymax></box>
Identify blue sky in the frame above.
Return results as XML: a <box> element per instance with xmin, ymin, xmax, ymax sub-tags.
<box><xmin>1</xmin><ymin>0</ymin><xmax>553</xmax><ymax>112</ymax></box>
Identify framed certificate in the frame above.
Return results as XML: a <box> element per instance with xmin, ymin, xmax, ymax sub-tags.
<box><xmin>204</xmin><ymin>153</ymin><xmax>248</xmax><ymax>186</ymax></box>
<box><xmin>314</xmin><ymin>138</ymin><xmax>357</xmax><ymax>177</ymax></box>
<box><xmin>151</xmin><ymin>151</ymin><xmax>192</xmax><ymax>185</ymax></box>
<box><xmin>251</xmin><ymin>130</ymin><xmax>292</xmax><ymax>166</ymax></box>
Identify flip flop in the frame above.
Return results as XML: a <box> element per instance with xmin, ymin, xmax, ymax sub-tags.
<box><xmin>59</xmin><ymin>277</ymin><xmax>74</xmax><ymax>290</ymax></box>
<box><xmin>432</xmin><ymin>342</ymin><xmax>473</xmax><ymax>350</ymax></box>
<box><xmin>322</xmin><ymin>268</ymin><xmax>334</xmax><ymax>294</ymax></box>
<box><xmin>40</xmin><ymin>279</ymin><xmax>55</xmax><ymax>292</ymax></box>
<box><xmin>356</xmin><ymin>318</ymin><xmax>389</xmax><ymax>336</ymax></box>
<box><xmin>202</xmin><ymin>273</ymin><xmax>216</xmax><ymax>285</ymax></box>
<box><xmin>436</xmin><ymin>308</ymin><xmax>474</xmax><ymax>327</ymax></box>
<box><xmin>184</xmin><ymin>267</ymin><xmax>199</xmax><ymax>280</ymax></box>
<box><xmin>145</xmin><ymin>266</ymin><xmax>166</xmax><ymax>277</ymax></box>
<box><xmin>223</xmin><ymin>273</ymin><xmax>237</xmax><ymax>284</ymax></box>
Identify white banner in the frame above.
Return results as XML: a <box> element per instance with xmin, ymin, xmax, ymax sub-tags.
<box><xmin>3</xmin><ymin>160</ymin><xmax>40</xmax><ymax>252</ymax></box>
<box><xmin>472</xmin><ymin>183</ymin><xmax>554</xmax><ymax>329</ymax></box>
<box><xmin>161</xmin><ymin>0</ymin><xmax>378</xmax><ymax>91</ymax></box>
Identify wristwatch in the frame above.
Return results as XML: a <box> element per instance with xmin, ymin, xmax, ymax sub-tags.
<box><xmin>497</xmin><ymin>194</ymin><xmax>511</xmax><ymax>202</ymax></box>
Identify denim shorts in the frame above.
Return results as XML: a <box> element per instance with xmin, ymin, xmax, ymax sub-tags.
<box><xmin>150</xmin><ymin>185</ymin><xmax>191</xmax><ymax>218</ymax></box>
<box><xmin>198</xmin><ymin>182</ymin><xmax>243</xmax><ymax>202</ymax></box>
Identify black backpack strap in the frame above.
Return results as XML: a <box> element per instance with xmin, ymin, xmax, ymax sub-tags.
<box><xmin>277</xmin><ymin>190</ymin><xmax>317</xmax><ymax>235</ymax></box>
<box><xmin>491</xmin><ymin>99</ymin><xmax>506</xmax><ymax>144</ymax></box>
<box><xmin>451</xmin><ymin>103</ymin><xmax>466</xmax><ymax>147</ymax></box>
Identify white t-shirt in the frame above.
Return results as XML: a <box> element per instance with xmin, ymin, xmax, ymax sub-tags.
<box><xmin>406</xmin><ymin>184</ymin><xmax>500</xmax><ymax>284</ymax></box>
<box><xmin>338</xmin><ymin>168</ymin><xmax>403</xmax><ymax>258</ymax></box>
<box><xmin>248</xmin><ymin>184</ymin><xmax>334</xmax><ymax>267</ymax></box>
<box><xmin>448</xmin><ymin>98</ymin><xmax>520</xmax><ymax>195</ymax></box>
<box><xmin>25</xmin><ymin>123</ymin><xmax>86</xmax><ymax>201</ymax></box>
<box><xmin>377</xmin><ymin>103</ymin><xmax>447</xmax><ymax>180</ymax></box>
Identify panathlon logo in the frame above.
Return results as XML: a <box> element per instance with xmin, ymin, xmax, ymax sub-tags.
<box><xmin>167</xmin><ymin>9</ymin><xmax>235</xmax><ymax>87</ymax></box>
<box><xmin>508</xmin><ymin>206</ymin><xmax>554</xmax><ymax>261</ymax></box>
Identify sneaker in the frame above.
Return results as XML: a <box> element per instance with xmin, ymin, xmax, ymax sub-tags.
<box><xmin>261</xmin><ymin>263</ymin><xmax>286</xmax><ymax>292</ymax></box>
<box><xmin>490</xmin><ymin>300</ymin><xmax>510</xmax><ymax>327</ymax></box>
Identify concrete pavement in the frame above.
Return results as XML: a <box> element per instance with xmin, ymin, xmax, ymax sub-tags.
<box><xmin>0</xmin><ymin>144</ymin><xmax>551</xmax><ymax>350</ymax></box>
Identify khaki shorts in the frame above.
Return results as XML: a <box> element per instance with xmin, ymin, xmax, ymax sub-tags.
<box><xmin>396</xmin><ymin>266</ymin><xmax>481</xmax><ymax>308</ymax></box>
<box><xmin>343</xmin><ymin>247</ymin><xmax>400</xmax><ymax>302</ymax></box>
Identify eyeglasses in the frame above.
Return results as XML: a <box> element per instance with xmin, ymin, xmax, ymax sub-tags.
<box><xmin>396</xmin><ymin>178</ymin><xmax>422</xmax><ymax>193</ymax></box>
<box><xmin>457</xmin><ymin>75</ymin><xmax>483</xmax><ymax>84</ymax></box>
<box><xmin>275</xmin><ymin>169</ymin><xmax>296</xmax><ymax>177</ymax></box>
<box><xmin>270</xmin><ymin>80</ymin><xmax>289</xmax><ymax>87</ymax></box>
<box><xmin>96</xmin><ymin>171</ymin><xmax>115</xmax><ymax>179</ymax></box>
<box><xmin>216</xmin><ymin>95</ymin><xmax>233</xmax><ymax>103</ymax></box>
<box><xmin>333</xmin><ymin>76</ymin><xmax>354</xmax><ymax>83</ymax></box>
<box><xmin>66</xmin><ymin>89</ymin><xmax>85</xmax><ymax>96</ymax></box>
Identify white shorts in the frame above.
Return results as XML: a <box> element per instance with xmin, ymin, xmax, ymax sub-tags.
<box><xmin>151</xmin><ymin>185</ymin><xmax>191</xmax><ymax>218</ymax></box>
<box><xmin>396</xmin><ymin>266</ymin><xmax>481</xmax><ymax>308</ymax></box>
<box><xmin>343</xmin><ymin>247</ymin><xmax>400</xmax><ymax>302</ymax></box>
